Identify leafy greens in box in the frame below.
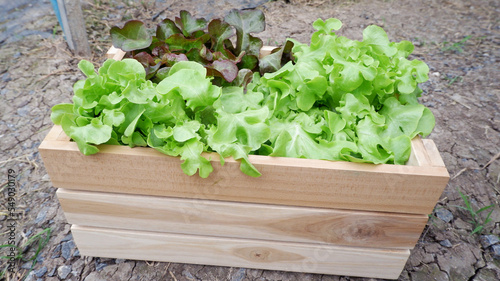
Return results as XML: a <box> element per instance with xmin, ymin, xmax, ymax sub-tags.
<box><xmin>51</xmin><ymin>17</ymin><xmax>434</xmax><ymax>178</ymax></box>
<box><xmin>109</xmin><ymin>9</ymin><xmax>288</xmax><ymax>88</ymax></box>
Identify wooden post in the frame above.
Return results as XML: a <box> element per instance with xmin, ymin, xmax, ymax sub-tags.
<box><xmin>57</xmin><ymin>0</ymin><xmax>91</xmax><ymax>57</ymax></box>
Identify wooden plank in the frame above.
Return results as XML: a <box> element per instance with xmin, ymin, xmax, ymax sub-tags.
<box><xmin>407</xmin><ymin>136</ymin><xmax>431</xmax><ymax>166</ymax></box>
<box><xmin>105</xmin><ymin>46</ymin><xmax>126</xmax><ymax>60</ymax></box>
<box><xmin>259</xmin><ymin>46</ymin><xmax>277</xmax><ymax>58</ymax></box>
<box><xmin>39</xmin><ymin>125</ymin><xmax>449</xmax><ymax>214</ymax></box>
<box><xmin>57</xmin><ymin>0</ymin><xmax>91</xmax><ymax>56</ymax></box>
<box><xmin>42</xmin><ymin>124</ymin><xmax>70</xmax><ymax>141</ymax></box>
<box><xmin>421</xmin><ymin>139</ymin><xmax>446</xmax><ymax>167</ymax></box>
<box><xmin>106</xmin><ymin>46</ymin><xmax>119</xmax><ymax>59</ymax></box>
<box><xmin>57</xmin><ymin>189</ymin><xmax>427</xmax><ymax>249</ymax></box>
<box><xmin>71</xmin><ymin>225</ymin><xmax>409</xmax><ymax>279</ymax></box>
<box><xmin>42</xmin><ymin>124</ymin><xmax>66</xmax><ymax>142</ymax></box>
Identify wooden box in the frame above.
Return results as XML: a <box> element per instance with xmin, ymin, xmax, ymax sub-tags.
<box><xmin>38</xmin><ymin>47</ymin><xmax>449</xmax><ymax>280</ymax></box>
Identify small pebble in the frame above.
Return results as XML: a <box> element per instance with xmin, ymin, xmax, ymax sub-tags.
<box><xmin>480</xmin><ymin>235</ymin><xmax>500</xmax><ymax>248</ymax></box>
<box><xmin>491</xmin><ymin>244</ymin><xmax>500</xmax><ymax>259</ymax></box>
<box><xmin>57</xmin><ymin>265</ymin><xmax>72</xmax><ymax>280</ymax></box>
<box><xmin>34</xmin><ymin>209</ymin><xmax>47</xmax><ymax>224</ymax></box>
<box><xmin>48</xmin><ymin>267</ymin><xmax>57</xmax><ymax>277</ymax></box>
<box><xmin>435</xmin><ymin>208</ymin><xmax>454</xmax><ymax>223</ymax></box>
<box><xmin>21</xmin><ymin>262</ymin><xmax>33</xmax><ymax>269</ymax></box>
<box><xmin>23</xmin><ymin>271</ymin><xmax>36</xmax><ymax>281</ymax></box>
<box><xmin>16</xmin><ymin>105</ymin><xmax>30</xmax><ymax>117</ymax></box>
<box><xmin>231</xmin><ymin>268</ymin><xmax>246</xmax><ymax>281</ymax></box>
<box><xmin>34</xmin><ymin>266</ymin><xmax>48</xmax><ymax>278</ymax></box>
<box><xmin>61</xmin><ymin>233</ymin><xmax>73</xmax><ymax>242</ymax></box>
<box><xmin>61</xmin><ymin>241</ymin><xmax>74</xmax><ymax>260</ymax></box>
<box><xmin>36</xmin><ymin>253</ymin><xmax>44</xmax><ymax>263</ymax></box>
<box><xmin>73</xmin><ymin>249</ymin><xmax>80</xmax><ymax>257</ymax></box>
<box><xmin>52</xmin><ymin>244</ymin><xmax>61</xmax><ymax>258</ymax></box>
<box><xmin>96</xmin><ymin>262</ymin><xmax>108</xmax><ymax>271</ymax></box>
<box><xmin>183</xmin><ymin>270</ymin><xmax>196</xmax><ymax>280</ymax></box>
<box><xmin>439</xmin><ymin>239</ymin><xmax>453</xmax><ymax>248</ymax></box>
<box><xmin>2</xmin><ymin>73</ymin><xmax>11</xmax><ymax>83</ymax></box>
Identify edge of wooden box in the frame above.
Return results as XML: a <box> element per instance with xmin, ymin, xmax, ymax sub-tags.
<box><xmin>39</xmin><ymin>124</ymin><xmax>449</xmax><ymax>214</ymax></box>
<box><xmin>40</xmin><ymin>46</ymin><xmax>449</xmax><ymax>215</ymax></box>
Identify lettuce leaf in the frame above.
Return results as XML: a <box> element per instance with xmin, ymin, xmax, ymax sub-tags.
<box><xmin>52</xmin><ymin>17</ymin><xmax>434</xmax><ymax>178</ymax></box>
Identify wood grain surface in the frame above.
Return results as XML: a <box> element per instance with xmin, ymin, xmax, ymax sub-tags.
<box><xmin>421</xmin><ymin>139</ymin><xmax>446</xmax><ymax>167</ymax></box>
<box><xmin>105</xmin><ymin>46</ymin><xmax>126</xmax><ymax>60</ymax></box>
<box><xmin>39</xmin><ymin>125</ymin><xmax>449</xmax><ymax>214</ymax></box>
<box><xmin>71</xmin><ymin>225</ymin><xmax>410</xmax><ymax>279</ymax></box>
<box><xmin>57</xmin><ymin>188</ymin><xmax>427</xmax><ymax>248</ymax></box>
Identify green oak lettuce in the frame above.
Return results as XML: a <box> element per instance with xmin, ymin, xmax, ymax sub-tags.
<box><xmin>252</xmin><ymin>18</ymin><xmax>434</xmax><ymax>165</ymax></box>
<box><xmin>51</xmin><ymin>18</ymin><xmax>435</xmax><ymax>178</ymax></box>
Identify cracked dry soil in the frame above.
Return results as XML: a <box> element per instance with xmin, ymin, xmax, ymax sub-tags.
<box><xmin>1</xmin><ymin>0</ymin><xmax>499</xmax><ymax>280</ymax></box>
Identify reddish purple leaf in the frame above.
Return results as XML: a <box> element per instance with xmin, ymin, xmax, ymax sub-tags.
<box><xmin>162</xmin><ymin>53</ymin><xmax>189</xmax><ymax>67</ymax></box>
<box><xmin>211</xmin><ymin>60</ymin><xmax>239</xmax><ymax>82</ymax></box>
<box><xmin>134</xmin><ymin>52</ymin><xmax>156</xmax><ymax>67</ymax></box>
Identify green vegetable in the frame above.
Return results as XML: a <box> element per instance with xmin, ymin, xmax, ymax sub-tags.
<box><xmin>52</xmin><ymin>18</ymin><xmax>435</xmax><ymax>178</ymax></box>
<box><xmin>251</xmin><ymin>18</ymin><xmax>434</xmax><ymax>165</ymax></box>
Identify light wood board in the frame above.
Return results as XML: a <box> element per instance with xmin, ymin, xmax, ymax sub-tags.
<box><xmin>71</xmin><ymin>225</ymin><xmax>410</xmax><ymax>279</ymax></box>
<box><xmin>421</xmin><ymin>139</ymin><xmax>446</xmax><ymax>167</ymax></box>
<box><xmin>57</xmin><ymin>0</ymin><xmax>91</xmax><ymax>56</ymax></box>
<box><xmin>57</xmin><ymin>188</ymin><xmax>427</xmax><ymax>248</ymax></box>
<box><xmin>39</xmin><ymin>125</ymin><xmax>449</xmax><ymax>214</ymax></box>
<box><xmin>105</xmin><ymin>46</ymin><xmax>126</xmax><ymax>60</ymax></box>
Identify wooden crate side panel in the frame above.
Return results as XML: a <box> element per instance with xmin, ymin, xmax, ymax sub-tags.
<box><xmin>407</xmin><ymin>136</ymin><xmax>431</xmax><ymax>166</ymax></box>
<box><xmin>57</xmin><ymin>189</ymin><xmax>427</xmax><ymax>249</ymax></box>
<box><xmin>39</xmin><ymin>126</ymin><xmax>449</xmax><ymax>214</ymax></box>
<box><xmin>71</xmin><ymin>225</ymin><xmax>409</xmax><ymax>279</ymax></box>
<box><xmin>259</xmin><ymin>46</ymin><xmax>276</xmax><ymax>58</ymax></box>
<box><xmin>421</xmin><ymin>139</ymin><xmax>446</xmax><ymax>167</ymax></box>
<box><xmin>105</xmin><ymin>46</ymin><xmax>126</xmax><ymax>60</ymax></box>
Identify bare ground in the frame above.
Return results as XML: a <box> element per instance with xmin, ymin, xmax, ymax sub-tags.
<box><xmin>0</xmin><ymin>0</ymin><xmax>499</xmax><ymax>280</ymax></box>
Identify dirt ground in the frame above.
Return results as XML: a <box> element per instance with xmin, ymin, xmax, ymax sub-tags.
<box><xmin>1</xmin><ymin>0</ymin><xmax>499</xmax><ymax>280</ymax></box>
